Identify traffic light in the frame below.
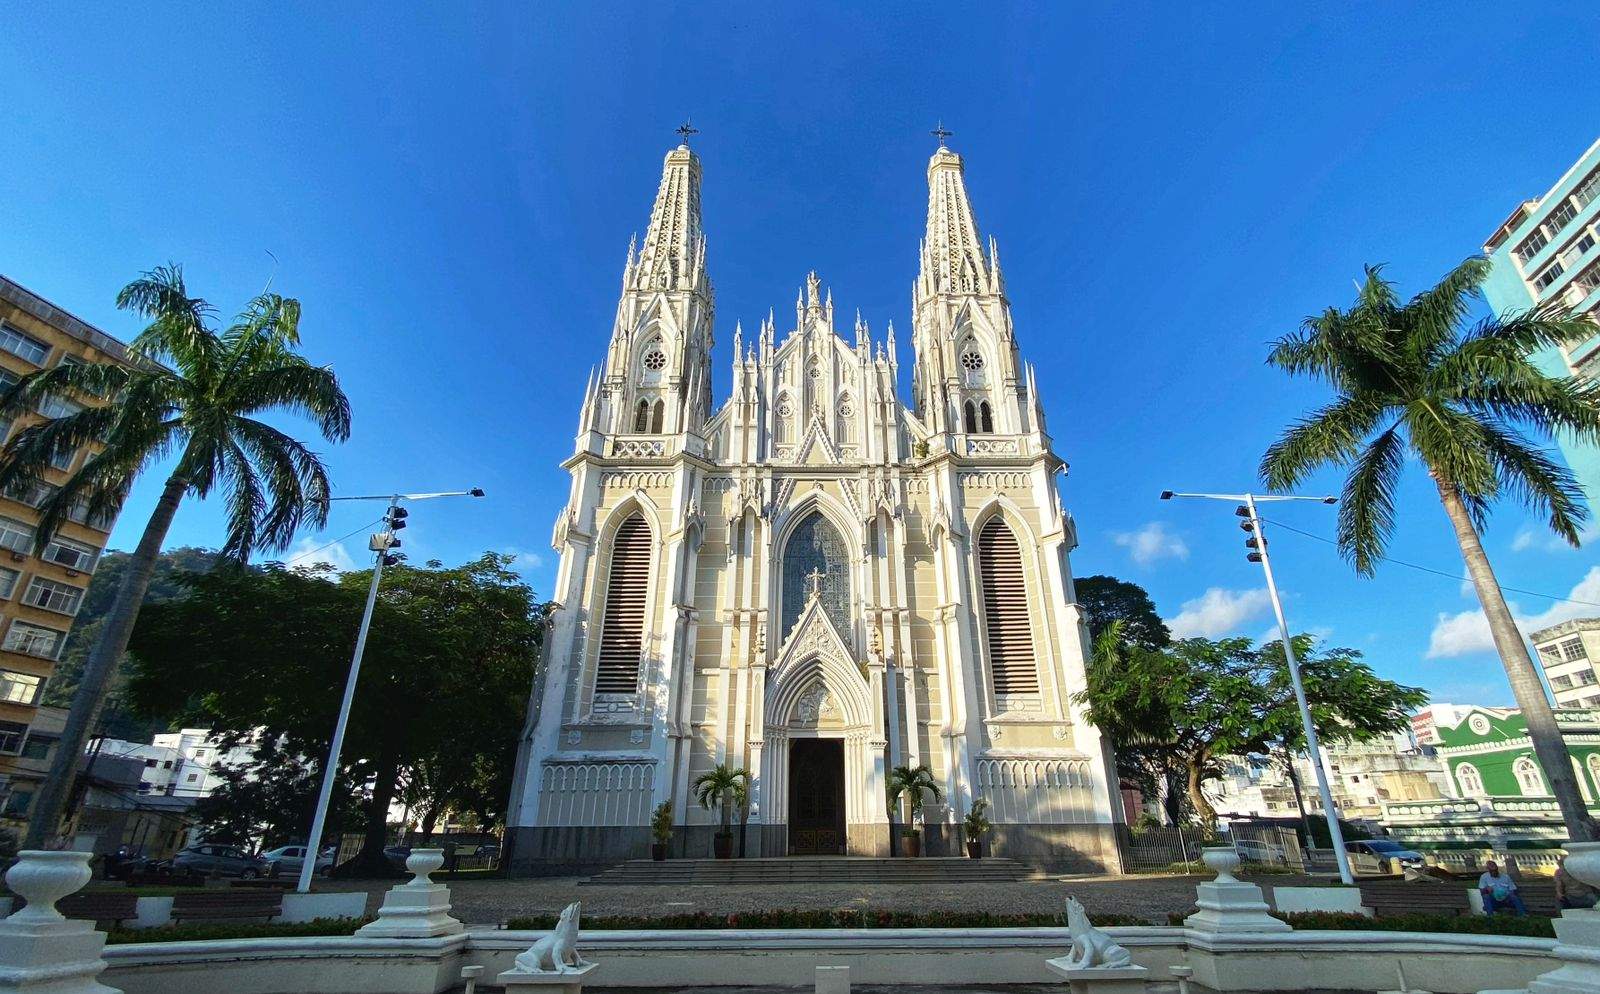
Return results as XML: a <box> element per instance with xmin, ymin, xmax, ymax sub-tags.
<box><xmin>386</xmin><ymin>505</ymin><xmax>409</xmax><ymax>530</ymax></box>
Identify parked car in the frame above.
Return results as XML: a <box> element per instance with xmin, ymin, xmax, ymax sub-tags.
<box><xmin>1233</xmin><ymin>839</ymin><xmax>1287</xmax><ymax>864</ymax></box>
<box><xmin>261</xmin><ymin>845</ymin><xmax>336</xmax><ymax>878</ymax></box>
<box><xmin>170</xmin><ymin>844</ymin><xmax>271</xmax><ymax>879</ymax></box>
<box><xmin>1345</xmin><ymin>838</ymin><xmax>1425</xmax><ymax>874</ymax></box>
<box><xmin>474</xmin><ymin>842</ymin><xmax>500</xmax><ymax>859</ymax></box>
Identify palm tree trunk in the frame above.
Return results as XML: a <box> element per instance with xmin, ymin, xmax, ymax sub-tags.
<box><xmin>25</xmin><ymin>473</ymin><xmax>188</xmax><ymax>848</ymax></box>
<box><xmin>1435</xmin><ymin>476</ymin><xmax>1600</xmax><ymax>842</ymax></box>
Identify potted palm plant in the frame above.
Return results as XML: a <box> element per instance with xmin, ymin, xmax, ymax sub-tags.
<box><xmin>963</xmin><ymin>798</ymin><xmax>992</xmax><ymax>859</ymax></box>
<box><xmin>693</xmin><ymin>764</ymin><xmax>748</xmax><ymax>860</ymax></box>
<box><xmin>887</xmin><ymin>765</ymin><xmax>942</xmax><ymax>858</ymax></box>
<box><xmin>650</xmin><ymin>801</ymin><xmax>673</xmax><ymax>861</ymax></box>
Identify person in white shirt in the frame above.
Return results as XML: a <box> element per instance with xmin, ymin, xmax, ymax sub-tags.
<box><xmin>1479</xmin><ymin>860</ymin><xmax>1528</xmax><ymax>916</ymax></box>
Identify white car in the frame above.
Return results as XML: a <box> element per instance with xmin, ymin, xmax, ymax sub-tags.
<box><xmin>1233</xmin><ymin>839</ymin><xmax>1287</xmax><ymax>864</ymax></box>
<box><xmin>261</xmin><ymin>845</ymin><xmax>336</xmax><ymax>877</ymax></box>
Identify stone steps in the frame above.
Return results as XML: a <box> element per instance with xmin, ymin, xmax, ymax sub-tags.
<box><xmin>582</xmin><ymin>856</ymin><xmax>1029</xmax><ymax>885</ymax></box>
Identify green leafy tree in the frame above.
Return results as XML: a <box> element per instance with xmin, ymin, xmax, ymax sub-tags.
<box><xmin>1074</xmin><ymin>575</ymin><xmax>1171</xmax><ymax>650</ymax></box>
<box><xmin>191</xmin><ymin>739</ymin><xmax>363</xmax><ymax>851</ymax></box>
<box><xmin>6</xmin><ymin>265</ymin><xmax>351</xmax><ymax>848</ymax></box>
<box><xmin>1261</xmin><ymin>258</ymin><xmax>1600</xmax><ymax>840</ymax></box>
<box><xmin>47</xmin><ymin>547</ymin><xmax>219</xmax><ymax>742</ymax></box>
<box><xmin>692</xmin><ymin>764</ymin><xmax>748</xmax><ymax>839</ymax></box>
<box><xmin>125</xmin><ymin>553</ymin><xmax>542</xmax><ymax>874</ymax></box>
<box><xmin>1078</xmin><ymin>623</ymin><xmax>1423</xmax><ymax>828</ymax></box>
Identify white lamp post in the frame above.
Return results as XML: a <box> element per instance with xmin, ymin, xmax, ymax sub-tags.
<box><xmin>1160</xmin><ymin>489</ymin><xmax>1355</xmax><ymax>886</ymax></box>
<box><xmin>295</xmin><ymin>488</ymin><xmax>484</xmax><ymax>894</ymax></box>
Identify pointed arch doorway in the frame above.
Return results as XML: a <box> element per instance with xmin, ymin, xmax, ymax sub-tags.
<box><xmin>789</xmin><ymin>737</ymin><xmax>845</xmax><ymax>854</ymax></box>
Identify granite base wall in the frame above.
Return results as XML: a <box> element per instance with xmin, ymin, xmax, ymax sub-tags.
<box><xmin>508</xmin><ymin>821</ymin><xmax>1120</xmax><ymax>874</ymax></box>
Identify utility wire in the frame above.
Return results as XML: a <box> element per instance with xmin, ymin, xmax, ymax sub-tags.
<box><xmin>1260</xmin><ymin>516</ymin><xmax>1600</xmax><ymax>610</ymax></box>
<box><xmin>279</xmin><ymin>517</ymin><xmax>385</xmax><ymax>567</ymax></box>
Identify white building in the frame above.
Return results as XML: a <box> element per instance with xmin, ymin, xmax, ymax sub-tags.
<box><xmin>1531</xmin><ymin>619</ymin><xmax>1600</xmax><ymax>710</ymax></box>
<box><xmin>96</xmin><ymin>727</ymin><xmax>254</xmax><ymax>799</ymax></box>
<box><xmin>506</xmin><ymin>137</ymin><xmax>1123</xmax><ymax>871</ymax></box>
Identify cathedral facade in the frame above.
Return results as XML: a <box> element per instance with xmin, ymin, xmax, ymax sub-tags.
<box><xmin>505</xmin><ymin>139</ymin><xmax>1124</xmax><ymax>872</ymax></box>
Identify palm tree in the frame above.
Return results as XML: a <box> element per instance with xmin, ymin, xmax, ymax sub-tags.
<box><xmin>1260</xmin><ymin>257</ymin><xmax>1600</xmax><ymax>841</ymax></box>
<box><xmin>11</xmin><ymin>264</ymin><xmax>351</xmax><ymax>848</ymax></box>
<box><xmin>886</xmin><ymin>764</ymin><xmax>943</xmax><ymax>832</ymax></box>
<box><xmin>692</xmin><ymin>763</ymin><xmax>748</xmax><ymax>847</ymax></box>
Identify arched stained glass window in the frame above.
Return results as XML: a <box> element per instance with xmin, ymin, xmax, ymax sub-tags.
<box><xmin>780</xmin><ymin>512</ymin><xmax>851</xmax><ymax>641</ymax></box>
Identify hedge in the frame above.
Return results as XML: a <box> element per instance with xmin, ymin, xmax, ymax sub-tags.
<box><xmin>105</xmin><ymin>917</ymin><xmax>372</xmax><ymax>944</ymax></box>
<box><xmin>1164</xmin><ymin>909</ymin><xmax>1555</xmax><ymax>937</ymax></box>
<box><xmin>504</xmin><ymin>909</ymin><xmax>1153</xmax><ymax>930</ymax></box>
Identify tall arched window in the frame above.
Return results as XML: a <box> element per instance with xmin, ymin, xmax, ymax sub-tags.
<box><xmin>979</xmin><ymin>400</ymin><xmax>994</xmax><ymax>434</ymax></box>
<box><xmin>594</xmin><ymin>514</ymin><xmax>652</xmax><ymax>695</ymax></box>
<box><xmin>976</xmin><ymin>518</ymin><xmax>1038</xmax><ymax>695</ymax></box>
<box><xmin>1455</xmin><ymin>762</ymin><xmax>1484</xmax><ymax>796</ymax></box>
<box><xmin>634</xmin><ymin>399</ymin><xmax>652</xmax><ymax>433</ymax></box>
<box><xmin>780</xmin><ymin>512</ymin><xmax>850</xmax><ymax>640</ymax></box>
<box><xmin>650</xmin><ymin>399</ymin><xmax>665</xmax><ymax>434</ymax></box>
<box><xmin>1514</xmin><ymin>756</ymin><xmax>1546</xmax><ymax>796</ymax></box>
<box><xmin>964</xmin><ymin>400</ymin><xmax>979</xmax><ymax>433</ymax></box>
<box><xmin>1575</xmin><ymin>757</ymin><xmax>1595</xmax><ymax>803</ymax></box>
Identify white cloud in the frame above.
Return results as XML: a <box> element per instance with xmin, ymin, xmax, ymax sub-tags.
<box><xmin>1426</xmin><ymin>566</ymin><xmax>1600</xmax><ymax>659</ymax></box>
<box><xmin>1511</xmin><ymin>523</ymin><xmax>1600</xmax><ymax>554</ymax></box>
<box><xmin>1167</xmin><ymin>587</ymin><xmax>1272</xmax><ymax>638</ymax></box>
<box><xmin>1111</xmin><ymin>522</ymin><xmax>1189</xmax><ymax>566</ymax></box>
<box><xmin>285</xmin><ymin>535</ymin><xmax>357</xmax><ymax>573</ymax></box>
<box><xmin>502</xmin><ymin>547</ymin><xmax>545</xmax><ymax>573</ymax></box>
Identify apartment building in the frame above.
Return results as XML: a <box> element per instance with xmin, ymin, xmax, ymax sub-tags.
<box><xmin>0</xmin><ymin>275</ymin><xmax>130</xmax><ymax>829</ymax></box>
<box><xmin>1482</xmin><ymin>137</ymin><xmax>1600</xmax><ymax>505</ymax></box>
<box><xmin>1532</xmin><ymin>618</ymin><xmax>1600</xmax><ymax>709</ymax></box>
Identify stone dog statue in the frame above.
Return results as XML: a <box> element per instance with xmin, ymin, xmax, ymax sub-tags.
<box><xmin>513</xmin><ymin>901</ymin><xmax>591</xmax><ymax>973</ymax></box>
<box><xmin>1062</xmin><ymin>895</ymin><xmax>1132</xmax><ymax>969</ymax></box>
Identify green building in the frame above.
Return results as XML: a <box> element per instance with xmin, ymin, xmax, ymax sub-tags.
<box><xmin>1383</xmin><ymin>707</ymin><xmax>1600</xmax><ymax>847</ymax></box>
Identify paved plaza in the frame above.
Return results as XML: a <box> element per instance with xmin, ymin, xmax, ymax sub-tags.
<box><xmin>328</xmin><ymin>872</ymin><xmax>1328</xmax><ymax>926</ymax></box>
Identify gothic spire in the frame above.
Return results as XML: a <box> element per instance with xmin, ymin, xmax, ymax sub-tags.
<box><xmin>918</xmin><ymin>145</ymin><xmax>992</xmax><ymax>297</ymax></box>
<box><xmin>630</xmin><ymin>142</ymin><xmax>707</xmax><ymax>295</ymax></box>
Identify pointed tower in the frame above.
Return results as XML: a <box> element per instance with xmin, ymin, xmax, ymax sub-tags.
<box><xmin>910</xmin><ymin>144</ymin><xmax>1032</xmax><ymax>440</ymax></box>
<box><xmin>594</xmin><ymin>142</ymin><xmax>715</xmax><ymax>442</ymax></box>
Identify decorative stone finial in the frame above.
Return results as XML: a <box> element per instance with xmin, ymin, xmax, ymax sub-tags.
<box><xmin>3</xmin><ymin>851</ymin><xmax>93</xmax><ymax>925</ymax></box>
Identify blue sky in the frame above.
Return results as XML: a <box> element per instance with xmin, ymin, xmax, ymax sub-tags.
<box><xmin>4</xmin><ymin>4</ymin><xmax>1600</xmax><ymax>707</ymax></box>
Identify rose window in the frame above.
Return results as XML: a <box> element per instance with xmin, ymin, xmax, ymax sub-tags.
<box><xmin>642</xmin><ymin>349</ymin><xmax>667</xmax><ymax>372</ymax></box>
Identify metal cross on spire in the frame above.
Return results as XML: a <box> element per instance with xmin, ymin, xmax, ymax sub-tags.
<box><xmin>806</xmin><ymin>567</ymin><xmax>826</xmax><ymax>599</ymax></box>
<box><xmin>930</xmin><ymin>120</ymin><xmax>953</xmax><ymax>148</ymax></box>
<box><xmin>675</xmin><ymin>119</ymin><xmax>700</xmax><ymax>145</ymax></box>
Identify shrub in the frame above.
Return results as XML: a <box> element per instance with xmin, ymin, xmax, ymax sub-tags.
<box><xmin>105</xmin><ymin>917</ymin><xmax>372</xmax><ymax>944</ymax></box>
<box><xmin>503</xmin><ymin>908</ymin><xmax>1155</xmax><ymax>930</ymax></box>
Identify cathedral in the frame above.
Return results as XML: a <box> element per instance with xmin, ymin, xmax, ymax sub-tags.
<box><xmin>505</xmin><ymin>136</ymin><xmax>1124</xmax><ymax>872</ymax></box>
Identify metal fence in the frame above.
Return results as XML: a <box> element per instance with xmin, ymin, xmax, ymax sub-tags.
<box><xmin>1121</xmin><ymin>823</ymin><xmax>1307</xmax><ymax>873</ymax></box>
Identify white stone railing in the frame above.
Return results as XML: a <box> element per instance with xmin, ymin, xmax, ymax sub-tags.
<box><xmin>608</xmin><ymin>435</ymin><xmax>670</xmax><ymax>459</ymax></box>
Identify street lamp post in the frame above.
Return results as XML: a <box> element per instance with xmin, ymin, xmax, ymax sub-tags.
<box><xmin>1160</xmin><ymin>489</ymin><xmax>1355</xmax><ymax>886</ymax></box>
<box><xmin>295</xmin><ymin>488</ymin><xmax>484</xmax><ymax>894</ymax></box>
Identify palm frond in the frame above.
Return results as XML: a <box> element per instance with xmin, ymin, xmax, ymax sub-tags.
<box><xmin>226</xmin><ymin>361</ymin><xmax>352</xmax><ymax>443</ymax></box>
<box><xmin>1475</xmin><ymin>416</ymin><xmax>1589</xmax><ymax>546</ymax></box>
<box><xmin>1336</xmin><ymin>426</ymin><xmax>1405</xmax><ymax>576</ymax></box>
<box><xmin>1260</xmin><ymin>396</ymin><xmax>1387</xmax><ymax>489</ymax></box>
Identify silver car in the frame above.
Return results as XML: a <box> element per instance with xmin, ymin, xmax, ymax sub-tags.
<box><xmin>170</xmin><ymin>844</ymin><xmax>271</xmax><ymax>879</ymax></box>
<box><xmin>261</xmin><ymin>844</ymin><xmax>336</xmax><ymax>877</ymax></box>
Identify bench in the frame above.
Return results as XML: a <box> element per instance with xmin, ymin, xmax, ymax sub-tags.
<box><xmin>170</xmin><ymin>889</ymin><xmax>283</xmax><ymax>923</ymax></box>
<box><xmin>1356</xmin><ymin>879</ymin><xmax>1473</xmax><ymax>917</ymax></box>
<box><xmin>55</xmin><ymin>891</ymin><xmax>139</xmax><ymax>927</ymax></box>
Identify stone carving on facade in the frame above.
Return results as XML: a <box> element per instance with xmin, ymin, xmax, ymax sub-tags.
<box><xmin>795</xmin><ymin>684</ymin><xmax>837</xmax><ymax>726</ymax></box>
<box><xmin>968</xmin><ymin>437</ymin><xmax>1021</xmax><ymax>456</ymax></box>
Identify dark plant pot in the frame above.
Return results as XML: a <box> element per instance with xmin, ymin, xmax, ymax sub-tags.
<box><xmin>651</xmin><ymin>842</ymin><xmax>668</xmax><ymax>862</ymax></box>
<box><xmin>966</xmin><ymin>839</ymin><xmax>982</xmax><ymax>859</ymax></box>
<box><xmin>902</xmin><ymin>833</ymin><xmax>921</xmax><ymax>858</ymax></box>
<box><xmin>713</xmin><ymin>833</ymin><xmax>734</xmax><ymax>859</ymax></box>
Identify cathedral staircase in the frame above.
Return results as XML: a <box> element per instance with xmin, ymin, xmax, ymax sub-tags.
<box><xmin>582</xmin><ymin>856</ymin><xmax>1030</xmax><ymax>885</ymax></box>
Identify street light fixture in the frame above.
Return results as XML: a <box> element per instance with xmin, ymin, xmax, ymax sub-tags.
<box><xmin>1159</xmin><ymin>489</ymin><xmax>1355</xmax><ymax>885</ymax></box>
<box><xmin>295</xmin><ymin>487</ymin><xmax>486</xmax><ymax>894</ymax></box>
